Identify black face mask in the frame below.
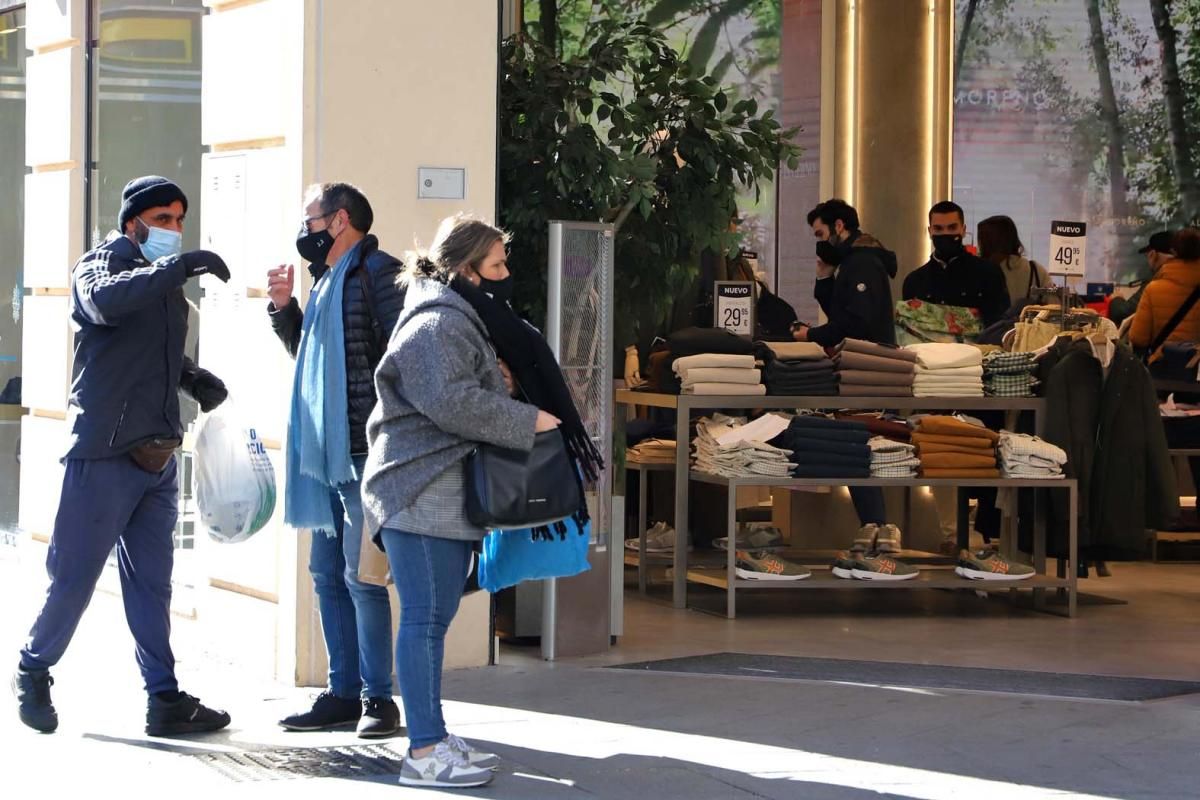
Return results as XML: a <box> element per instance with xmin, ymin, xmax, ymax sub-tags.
<box><xmin>296</xmin><ymin>228</ymin><xmax>335</xmax><ymax>265</ymax></box>
<box><xmin>815</xmin><ymin>240</ymin><xmax>843</xmax><ymax>267</ymax></box>
<box><xmin>932</xmin><ymin>234</ymin><xmax>965</xmax><ymax>261</ymax></box>
<box><xmin>476</xmin><ymin>273</ymin><xmax>513</xmax><ymax>303</ymax></box>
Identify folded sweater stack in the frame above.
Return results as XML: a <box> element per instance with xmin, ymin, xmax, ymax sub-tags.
<box><xmin>983</xmin><ymin>351</ymin><xmax>1039</xmax><ymax>398</ymax></box>
<box><xmin>768</xmin><ymin>415</ymin><xmax>872</xmax><ymax>478</ymax></box>
<box><xmin>912</xmin><ymin>415</ymin><xmax>1000</xmax><ymax>478</ymax></box>
<box><xmin>907</xmin><ymin>343</ymin><xmax>984</xmax><ymax>397</ymax></box>
<box><xmin>692</xmin><ymin>416</ymin><xmax>795</xmax><ymax>478</ymax></box>
<box><xmin>626</xmin><ymin>438</ymin><xmax>676</xmax><ymax>465</ymax></box>
<box><xmin>998</xmin><ymin>432</ymin><xmax>1066</xmax><ymax>479</ymax></box>
<box><xmin>759</xmin><ymin>341</ymin><xmax>836</xmax><ymax>396</ymax></box>
<box><xmin>834</xmin><ymin>339</ymin><xmax>916</xmax><ymax>398</ymax></box>
<box><xmin>674</xmin><ymin>354</ymin><xmax>764</xmax><ymax>396</ymax></box>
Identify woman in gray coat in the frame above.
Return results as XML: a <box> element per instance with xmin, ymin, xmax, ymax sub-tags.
<box><xmin>361</xmin><ymin>216</ymin><xmax>560</xmax><ymax>788</ymax></box>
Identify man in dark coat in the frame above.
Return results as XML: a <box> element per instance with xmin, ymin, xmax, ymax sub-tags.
<box><xmin>267</xmin><ymin>183</ymin><xmax>405</xmax><ymax>737</ymax></box>
<box><xmin>12</xmin><ymin>176</ymin><xmax>233</xmax><ymax>735</ymax></box>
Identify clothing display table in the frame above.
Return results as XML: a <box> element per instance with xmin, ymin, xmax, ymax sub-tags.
<box><xmin>615</xmin><ymin>391</ymin><xmax>1077</xmax><ymax>617</ymax></box>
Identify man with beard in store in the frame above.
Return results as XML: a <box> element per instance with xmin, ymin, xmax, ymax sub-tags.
<box><xmin>903</xmin><ymin>200</ymin><xmax>1010</xmax><ymax>326</ymax></box>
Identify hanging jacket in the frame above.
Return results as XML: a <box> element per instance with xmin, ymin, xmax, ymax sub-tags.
<box><xmin>807</xmin><ymin>231</ymin><xmax>898</xmax><ymax>347</ymax></box>
<box><xmin>269</xmin><ymin>234</ymin><xmax>405</xmax><ymax>455</ymax></box>
<box><xmin>1128</xmin><ymin>258</ymin><xmax>1200</xmax><ymax>352</ymax></box>
<box><xmin>1042</xmin><ymin>339</ymin><xmax>1178</xmax><ymax>559</ymax></box>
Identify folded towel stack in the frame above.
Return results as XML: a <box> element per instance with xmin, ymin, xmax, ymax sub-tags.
<box><xmin>692</xmin><ymin>416</ymin><xmax>795</xmax><ymax>478</ymax></box>
<box><xmin>912</xmin><ymin>415</ymin><xmax>1000</xmax><ymax>478</ymax></box>
<box><xmin>998</xmin><ymin>432</ymin><xmax>1066</xmax><ymax>479</ymax></box>
<box><xmin>768</xmin><ymin>415</ymin><xmax>872</xmax><ymax>478</ymax></box>
<box><xmin>983</xmin><ymin>351</ymin><xmax>1039</xmax><ymax>398</ymax></box>
<box><xmin>834</xmin><ymin>339</ymin><xmax>916</xmax><ymax>397</ymax></box>
<box><xmin>906</xmin><ymin>343</ymin><xmax>985</xmax><ymax>397</ymax></box>
<box><xmin>674</xmin><ymin>354</ymin><xmax>765</xmax><ymax>396</ymax></box>
<box><xmin>626</xmin><ymin>438</ymin><xmax>676</xmax><ymax>465</ymax></box>
<box><xmin>759</xmin><ymin>341</ymin><xmax>837</xmax><ymax>396</ymax></box>
<box><xmin>869</xmin><ymin>436</ymin><xmax>919</xmax><ymax>478</ymax></box>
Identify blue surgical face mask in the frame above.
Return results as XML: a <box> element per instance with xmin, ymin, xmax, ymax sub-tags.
<box><xmin>136</xmin><ymin>217</ymin><xmax>183</xmax><ymax>262</ymax></box>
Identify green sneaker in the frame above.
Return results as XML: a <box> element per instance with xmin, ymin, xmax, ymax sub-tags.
<box><xmin>851</xmin><ymin>524</ymin><xmax>877</xmax><ymax>554</ymax></box>
<box><xmin>874</xmin><ymin>523</ymin><xmax>903</xmax><ymax>554</ymax></box>
<box><xmin>849</xmin><ymin>552</ymin><xmax>919</xmax><ymax>581</ymax></box>
<box><xmin>735</xmin><ymin>550</ymin><xmax>811</xmax><ymax>581</ymax></box>
<box><xmin>831</xmin><ymin>551</ymin><xmax>857</xmax><ymax>580</ymax></box>
<box><xmin>955</xmin><ymin>549</ymin><xmax>1035</xmax><ymax>581</ymax></box>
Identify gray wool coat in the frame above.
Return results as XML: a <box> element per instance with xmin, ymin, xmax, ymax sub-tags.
<box><xmin>361</xmin><ymin>277</ymin><xmax>539</xmax><ymax>540</ymax></box>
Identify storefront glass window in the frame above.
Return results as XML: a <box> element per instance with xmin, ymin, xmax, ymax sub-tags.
<box><xmin>90</xmin><ymin>0</ymin><xmax>205</xmax><ymax>552</ymax></box>
<box><xmin>0</xmin><ymin>5</ymin><xmax>26</xmax><ymax>538</ymax></box>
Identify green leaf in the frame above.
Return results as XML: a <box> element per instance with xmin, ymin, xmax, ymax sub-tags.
<box><xmin>579</xmin><ymin>98</ymin><xmax>593</xmax><ymax>116</ymax></box>
<box><xmin>597</xmin><ymin>104</ymin><xmax>611</xmax><ymax>121</ymax></box>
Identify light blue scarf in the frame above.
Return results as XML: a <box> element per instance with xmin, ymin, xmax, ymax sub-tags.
<box><xmin>284</xmin><ymin>243</ymin><xmax>360</xmax><ymax>533</ymax></box>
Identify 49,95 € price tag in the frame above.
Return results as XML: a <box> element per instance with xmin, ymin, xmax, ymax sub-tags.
<box><xmin>1048</xmin><ymin>220</ymin><xmax>1087</xmax><ymax>277</ymax></box>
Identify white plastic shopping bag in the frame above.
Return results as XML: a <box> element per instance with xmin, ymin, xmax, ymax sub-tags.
<box><xmin>193</xmin><ymin>404</ymin><xmax>277</xmax><ymax>544</ymax></box>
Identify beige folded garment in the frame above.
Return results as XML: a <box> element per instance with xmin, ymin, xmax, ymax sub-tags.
<box><xmin>840</xmin><ymin>338</ymin><xmax>918</xmax><ymax>363</ymax></box>
<box><xmin>673</xmin><ymin>353</ymin><xmax>757</xmax><ymax>374</ymax></box>
<box><xmin>684</xmin><ymin>382</ymin><xmax>767</xmax><ymax>396</ymax></box>
<box><xmin>905</xmin><ymin>342</ymin><xmax>983</xmax><ymax>370</ymax></box>
<box><xmin>681</xmin><ymin>367</ymin><xmax>762</xmax><ymax>385</ymax></box>
<box><xmin>911</xmin><ymin>380</ymin><xmax>985</xmax><ymax>390</ymax></box>
<box><xmin>764</xmin><ymin>341</ymin><xmax>827</xmax><ymax>361</ymax></box>
<box><xmin>913</xmin><ymin>388</ymin><xmax>984</xmax><ymax>397</ymax></box>
<box><xmin>914</xmin><ymin>365</ymin><xmax>985</xmax><ymax>378</ymax></box>
<box><xmin>837</xmin><ymin>384</ymin><xmax>914</xmax><ymax>397</ymax></box>
<box><xmin>836</xmin><ymin>369</ymin><xmax>915</xmax><ymax>387</ymax></box>
<box><xmin>835</xmin><ymin>350</ymin><xmax>916</xmax><ymax>374</ymax></box>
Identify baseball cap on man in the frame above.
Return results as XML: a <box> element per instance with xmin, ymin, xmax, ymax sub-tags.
<box><xmin>1138</xmin><ymin>230</ymin><xmax>1175</xmax><ymax>254</ymax></box>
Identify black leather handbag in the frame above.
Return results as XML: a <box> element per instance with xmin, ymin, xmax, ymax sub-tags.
<box><xmin>464</xmin><ymin>430</ymin><xmax>582</xmax><ymax>530</ymax></box>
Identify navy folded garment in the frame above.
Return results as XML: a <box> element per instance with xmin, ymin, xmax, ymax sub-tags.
<box><xmin>765</xmin><ymin>359</ymin><xmax>836</xmax><ymax>376</ymax></box>
<box><xmin>788</xmin><ymin>415</ymin><xmax>869</xmax><ymax>433</ymax></box>
<box><xmin>767</xmin><ymin>382</ymin><xmax>840</xmax><ymax>396</ymax></box>
<box><xmin>791</xmin><ymin>450</ymin><xmax>872</xmax><ymax>469</ymax></box>
<box><xmin>790</xmin><ymin>464</ymin><xmax>872</xmax><ymax>478</ymax></box>
<box><xmin>786</xmin><ymin>437</ymin><xmax>872</xmax><ymax>458</ymax></box>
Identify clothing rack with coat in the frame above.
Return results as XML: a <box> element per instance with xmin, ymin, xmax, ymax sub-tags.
<box><xmin>1039</xmin><ymin>337</ymin><xmax>1178</xmax><ymax>560</ymax></box>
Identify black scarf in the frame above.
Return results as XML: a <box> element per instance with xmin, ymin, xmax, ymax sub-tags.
<box><xmin>451</xmin><ymin>275</ymin><xmax>605</xmax><ymax>532</ymax></box>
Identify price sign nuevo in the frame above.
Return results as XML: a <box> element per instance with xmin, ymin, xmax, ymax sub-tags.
<box><xmin>714</xmin><ymin>281</ymin><xmax>756</xmax><ymax>339</ymax></box>
<box><xmin>1048</xmin><ymin>220</ymin><xmax>1087</xmax><ymax>277</ymax></box>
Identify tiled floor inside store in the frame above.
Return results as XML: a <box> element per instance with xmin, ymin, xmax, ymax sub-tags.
<box><xmin>3</xmin><ymin>537</ymin><xmax>1199</xmax><ymax>798</ymax></box>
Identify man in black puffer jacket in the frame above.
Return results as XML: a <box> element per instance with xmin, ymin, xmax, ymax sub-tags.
<box><xmin>266</xmin><ymin>183</ymin><xmax>405</xmax><ymax>738</ymax></box>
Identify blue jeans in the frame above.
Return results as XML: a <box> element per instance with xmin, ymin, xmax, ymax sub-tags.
<box><xmin>310</xmin><ymin>456</ymin><xmax>394</xmax><ymax>699</ymax></box>
<box><xmin>381</xmin><ymin>528</ymin><xmax>473</xmax><ymax>750</ymax></box>
<box><xmin>22</xmin><ymin>456</ymin><xmax>179</xmax><ymax>694</ymax></box>
<box><xmin>849</xmin><ymin>486</ymin><xmax>886</xmax><ymax>526</ymax></box>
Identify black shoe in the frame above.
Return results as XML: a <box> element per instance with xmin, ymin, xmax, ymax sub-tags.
<box><xmin>145</xmin><ymin>691</ymin><xmax>231</xmax><ymax>737</ymax></box>
<box><xmin>356</xmin><ymin>696</ymin><xmax>401</xmax><ymax>739</ymax></box>
<box><xmin>278</xmin><ymin>690</ymin><xmax>361</xmax><ymax>732</ymax></box>
<box><xmin>12</xmin><ymin>666</ymin><xmax>58</xmax><ymax>733</ymax></box>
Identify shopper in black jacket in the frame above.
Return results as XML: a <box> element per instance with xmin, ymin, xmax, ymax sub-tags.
<box><xmin>903</xmin><ymin>200</ymin><xmax>1010</xmax><ymax>327</ymax></box>
<box><xmin>267</xmin><ymin>183</ymin><xmax>404</xmax><ymax>737</ymax></box>
<box><xmin>794</xmin><ymin>198</ymin><xmax>898</xmax><ymax>347</ymax></box>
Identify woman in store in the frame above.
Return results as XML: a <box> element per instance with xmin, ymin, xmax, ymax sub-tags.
<box><xmin>359</xmin><ymin>215</ymin><xmax>564</xmax><ymax>788</ymax></box>
<box><xmin>977</xmin><ymin>215</ymin><xmax>1051</xmax><ymax>306</ymax></box>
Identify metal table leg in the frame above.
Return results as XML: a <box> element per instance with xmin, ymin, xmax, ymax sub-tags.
<box><xmin>637</xmin><ymin>467</ymin><xmax>648</xmax><ymax>595</ymax></box>
<box><xmin>727</xmin><ymin>484</ymin><xmax>738</xmax><ymax>619</ymax></box>
<box><xmin>673</xmin><ymin>399</ymin><xmax>690</xmax><ymax>609</ymax></box>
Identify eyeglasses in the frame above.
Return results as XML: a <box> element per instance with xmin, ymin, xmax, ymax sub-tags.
<box><xmin>301</xmin><ymin>211</ymin><xmax>334</xmax><ymax>234</ymax></box>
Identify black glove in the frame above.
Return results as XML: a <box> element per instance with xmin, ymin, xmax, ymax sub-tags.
<box><xmin>181</xmin><ymin>250</ymin><xmax>231</xmax><ymax>283</ymax></box>
<box><xmin>186</xmin><ymin>369</ymin><xmax>228</xmax><ymax>412</ymax></box>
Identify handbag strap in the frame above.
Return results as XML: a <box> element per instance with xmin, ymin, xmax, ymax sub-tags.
<box><xmin>1148</xmin><ymin>285</ymin><xmax>1200</xmax><ymax>359</ymax></box>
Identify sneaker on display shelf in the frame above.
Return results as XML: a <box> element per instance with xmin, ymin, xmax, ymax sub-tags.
<box><xmin>831</xmin><ymin>551</ymin><xmax>858</xmax><ymax>580</ymax></box>
<box><xmin>849</xmin><ymin>552</ymin><xmax>920</xmax><ymax>582</ymax></box>
<box><xmin>955</xmin><ymin>549</ymin><xmax>1035</xmax><ymax>581</ymax></box>
<box><xmin>734</xmin><ymin>550</ymin><xmax>812</xmax><ymax>581</ymax></box>
<box><xmin>624</xmin><ymin>521</ymin><xmax>680</xmax><ymax>553</ymax></box>
<box><xmin>714</xmin><ymin>523</ymin><xmax>785</xmax><ymax>552</ymax></box>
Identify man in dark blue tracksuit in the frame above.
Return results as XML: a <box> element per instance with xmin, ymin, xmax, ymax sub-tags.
<box><xmin>11</xmin><ymin>176</ymin><xmax>234</xmax><ymax>736</ymax></box>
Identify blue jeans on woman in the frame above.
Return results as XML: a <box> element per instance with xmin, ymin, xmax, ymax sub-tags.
<box><xmin>310</xmin><ymin>456</ymin><xmax>394</xmax><ymax>700</ymax></box>
<box><xmin>380</xmin><ymin>527</ymin><xmax>473</xmax><ymax>750</ymax></box>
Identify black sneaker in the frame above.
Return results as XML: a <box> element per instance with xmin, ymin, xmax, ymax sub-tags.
<box><xmin>356</xmin><ymin>696</ymin><xmax>402</xmax><ymax>739</ymax></box>
<box><xmin>12</xmin><ymin>666</ymin><xmax>58</xmax><ymax>733</ymax></box>
<box><xmin>279</xmin><ymin>690</ymin><xmax>362</xmax><ymax>732</ymax></box>
<box><xmin>145</xmin><ymin>691</ymin><xmax>231</xmax><ymax>737</ymax></box>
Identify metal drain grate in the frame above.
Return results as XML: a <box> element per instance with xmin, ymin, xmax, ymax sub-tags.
<box><xmin>192</xmin><ymin>744</ymin><xmax>404</xmax><ymax>782</ymax></box>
